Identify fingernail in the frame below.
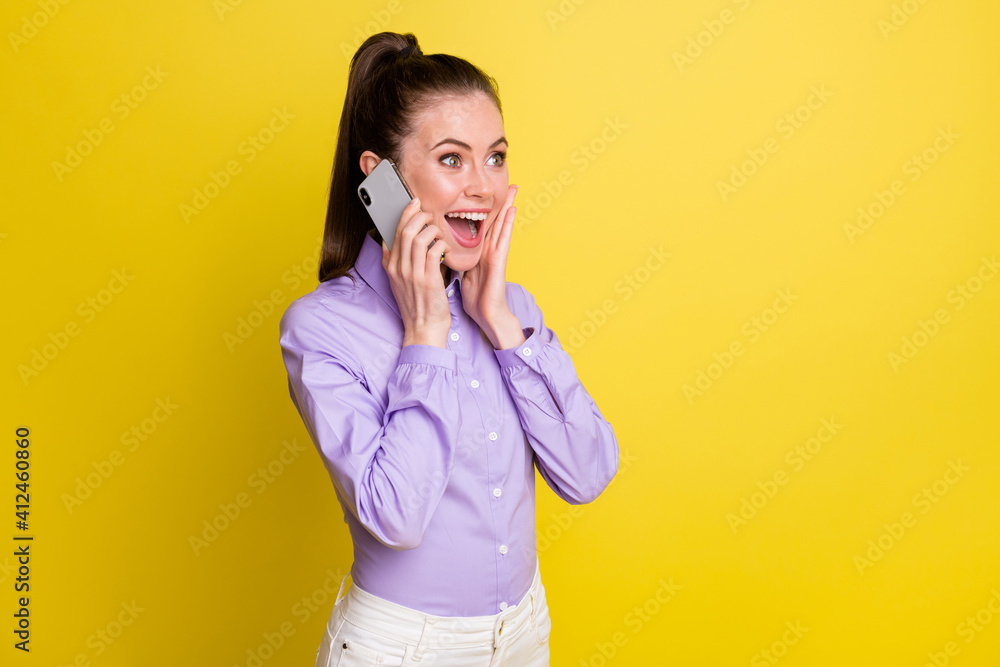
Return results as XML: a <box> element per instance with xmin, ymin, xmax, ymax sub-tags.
<box><xmin>410</xmin><ymin>197</ymin><xmax>420</xmax><ymax>207</ymax></box>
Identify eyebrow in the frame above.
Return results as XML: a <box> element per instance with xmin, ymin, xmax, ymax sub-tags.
<box><xmin>430</xmin><ymin>136</ymin><xmax>508</xmax><ymax>151</ymax></box>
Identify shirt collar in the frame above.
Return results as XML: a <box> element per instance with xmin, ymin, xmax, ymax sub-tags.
<box><xmin>354</xmin><ymin>230</ymin><xmax>463</xmax><ymax>319</ymax></box>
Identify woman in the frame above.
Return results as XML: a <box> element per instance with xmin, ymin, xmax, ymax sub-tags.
<box><xmin>278</xmin><ymin>31</ymin><xmax>620</xmax><ymax>666</ymax></box>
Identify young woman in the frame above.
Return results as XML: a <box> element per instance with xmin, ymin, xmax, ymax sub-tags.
<box><xmin>278</xmin><ymin>30</ymin><xmax>620</xmax><ymax>666</ymax></box>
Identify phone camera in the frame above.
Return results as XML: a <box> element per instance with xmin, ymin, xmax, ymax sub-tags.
<box><xmin>359</xmin><ymin>188</ymin><xmax>371</xmax><ymax>206</ymax></box>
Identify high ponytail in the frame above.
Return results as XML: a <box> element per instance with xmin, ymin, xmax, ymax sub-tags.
<box><xmin>317</xmin><ymin>31</ymin><xmax>502</xmax><ymax>284</ymax></box>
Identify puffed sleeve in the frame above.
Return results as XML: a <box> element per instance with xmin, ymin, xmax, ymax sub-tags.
<box><xmin>278</xmin><ymin>297</ymin><xmax>461</xmax><ymax>550</ymax></box>
<box><xmin>493</xmin><ymin>283</ymin><xmax>619</xmax><ymax>504</ymax></box>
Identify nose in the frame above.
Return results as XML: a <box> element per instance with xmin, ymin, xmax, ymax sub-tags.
<box><xmin>464</xmin><ymin>163</ymin><xmax>492</xmax><ymax>199</ymax></box>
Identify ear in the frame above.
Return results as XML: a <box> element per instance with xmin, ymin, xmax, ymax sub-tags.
<box><xmin>359</xmin><ymin>150</ymin><xmax>381</xmax><ymax>177</ymax></box>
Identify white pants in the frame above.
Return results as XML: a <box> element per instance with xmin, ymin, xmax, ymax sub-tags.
<box><xmin>315</xmin><ymin>557</ymin><xmax>551</xmax><ymax>666</ymax></box>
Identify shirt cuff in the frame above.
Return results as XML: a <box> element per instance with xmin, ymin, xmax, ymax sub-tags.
<box><xmin>494</xmin><ymin>327</ymin><xmax>539</xmax><ymax>369</ymax></box>
<box><xmin>398</xmin><ymin>344</ymin><xmax>458</xmax><ymax>372</ymax></box>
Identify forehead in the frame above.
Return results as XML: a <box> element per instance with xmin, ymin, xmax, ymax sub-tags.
<box><xmin>408</xmin><ymin>93</ymin><xmax>504</xmax><ymax>150</ymax></box>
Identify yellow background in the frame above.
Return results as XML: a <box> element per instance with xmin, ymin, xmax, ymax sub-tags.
<box><xmin>3</xmin><ymin>0</ymin><xmax>999</xmax><ymax>664</ymax></box>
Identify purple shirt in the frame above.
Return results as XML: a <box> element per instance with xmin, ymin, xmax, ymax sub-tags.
<box><xmin>278</xmin><ymin>230</ymin><xmax>619</xmax><ymax>616</ymax></box>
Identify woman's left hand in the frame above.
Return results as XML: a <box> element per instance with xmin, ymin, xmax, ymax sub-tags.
<box><xmin>461</xmin><ymin>184</ymin><xmax>520</xmax><ymax>347</ymax></box>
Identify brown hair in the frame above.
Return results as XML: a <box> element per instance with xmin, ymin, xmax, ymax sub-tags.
<box><xmin>318</xmin><ymin>31</ymin><xmax>503</xmax><ymax>284</ymax></box>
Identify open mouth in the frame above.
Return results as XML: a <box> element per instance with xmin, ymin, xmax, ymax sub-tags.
<box><xmin>444</xmin><ymin>211</ymin><xmax>488</xmax><ymax>247</ymax></box>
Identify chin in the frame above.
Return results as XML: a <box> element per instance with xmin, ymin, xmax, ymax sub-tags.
<box><xmin>445</xmin><ymin>252</ymin><xmax>481</xmax><ymax>273</ymax></box>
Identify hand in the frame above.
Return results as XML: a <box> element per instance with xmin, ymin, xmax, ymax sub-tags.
<box><xmin>461</xmin><ymin>184</ymin><xmax>521</xmax><ymax>347</ymax></box>
<box><xmin>381</xmin><ymin>197</ymin><xmax>453</xmax><ymax>348</ymax></box>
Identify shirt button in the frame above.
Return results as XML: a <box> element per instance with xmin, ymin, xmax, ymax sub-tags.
<box><xmin>522</xmin><ymin>347</ymin><xmax>531</xmax><ymax>356</ymax></box>
<box><xmin>450</xmin><ymin>332</ymin><xmax>460</xmax><ymax>342</ymax></box>
<box><xmin>499</xmin><ymin>544</ymin><xmax>508</xmax><ymax>555</ymax></box>
<box><xmin>471</xmin><ymin>379</ymin><xmax>480</xmax><ymax>389</ymax></box>
<box><xmin>447</xmin><ymin>289</ymin><xmax>454</xmax><ymax>297</ymax></box>
<box><xmin>499</xmin><ymin>601</ymin><xmax>508</xmax><ymax>611</ymax></box>
<box><xmin>493</xmin><ymin>487</ymin><xmax>502</xmax><ymax>497</ymax></box>
<box><xmin>488</xmin><ymin>432</ymin><xmax>498</xmax><ymax>441</ymax></box>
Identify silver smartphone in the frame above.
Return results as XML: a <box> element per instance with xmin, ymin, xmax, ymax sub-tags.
<box><xmin>357</xmin><ymin>159</ymin><xmax>414</xmax><ymax>251</ymax></box>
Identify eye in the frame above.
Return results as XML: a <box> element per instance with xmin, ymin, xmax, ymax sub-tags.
<box><xmin>488</xmin><ymin>150</ymin><xmax>508</xmax><ymax>166</ymax></box>
<box><xmin>440</xmin><ymin>153</ymin><xmax>461</xmax><ymax>167</ymax></box>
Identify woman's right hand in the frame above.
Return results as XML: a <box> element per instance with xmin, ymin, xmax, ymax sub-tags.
<box><xmin>381</xmin><ymin>197</ymin><xmax>453</xmax><ymax>348</ymax></box>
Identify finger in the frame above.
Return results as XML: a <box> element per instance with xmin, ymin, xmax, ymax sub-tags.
<box><xmin>412</xmin><ymin>219</ymin><xmax>443</xmax><ymax>276</ymax></box>
<box><xmin>432</xmin><ymin>239</ymin><xmax>451</xmax><ymax>268</ymax></box>
<box><xmin>395</xmin><ymin>197</ymin><xmax>423</xmax><ymax>278</ymax></box>
<box><xmin>394</xmin><ymin>196</ymin><xmax>421</xmax><ymax>249</ymax></box>
<box><xmin>400</xmin><ymin>209</ymin><xmax>431</xmax><ymax>284</ymax></box>
<box><xmin>408</xmin><ymin>215</ymin><xmax>434</xmax><ymax>281</ymax></box>
<box><xmin>488</xmin><ymin>184</ymin><xmax>518</xmax><ymax>249</ymax></box>
<box><xmin>497</xmin><ymin>206</ymin><xmax>516</xmax><ymax>253</ymax></box>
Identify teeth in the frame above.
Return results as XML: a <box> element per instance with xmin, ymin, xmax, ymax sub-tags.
<box><xmin>447</xmin><ymin>211</ymin><xmax>488</xmax><ymax>221</ymax></box>
<box><xmin>468</xmin><ymin>219</ymin><xmax>478</xmax><ymax>238</ymax></box>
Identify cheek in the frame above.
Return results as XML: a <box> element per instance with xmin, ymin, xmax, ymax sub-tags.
<box><xmin>490</xmin><ymin>172</ymin><xmax>509</xmax><ymax>193</ymax></box>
